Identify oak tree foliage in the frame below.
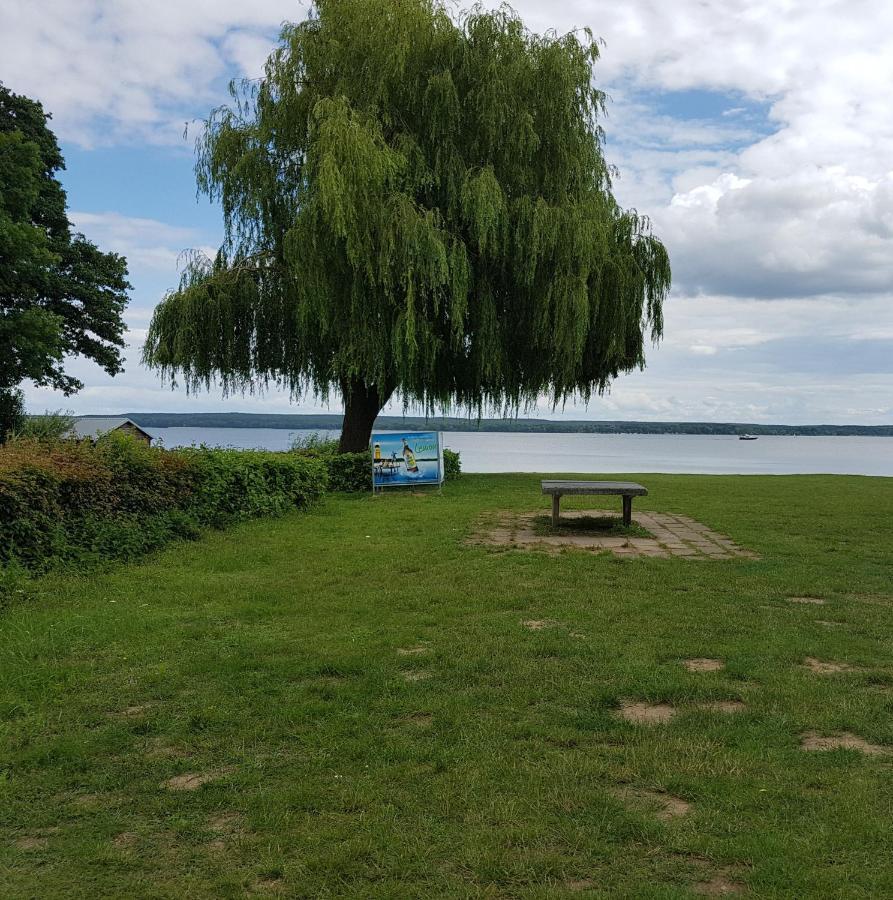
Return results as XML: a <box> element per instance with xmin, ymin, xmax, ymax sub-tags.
<box><xmin>144</xmin><ymin>0</ymin><xmax>670</xmax><ymax>451</ymax></box>
<box><xmin>0</xmin><ymin>84</ymin><xmax>130</xmax><ymax>441</ymax></box>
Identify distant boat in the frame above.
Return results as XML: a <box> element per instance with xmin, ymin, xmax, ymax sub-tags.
<box><xmin>739</xmin><ymin>434</ymin><xmax>758</xmax><ymax>441</ymax></box>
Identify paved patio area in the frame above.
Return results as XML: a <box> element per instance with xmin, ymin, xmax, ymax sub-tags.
<box><xmin>472</xmin><ymin>509</ymin><xmax>759</xmax><ymax>559</ymax></box>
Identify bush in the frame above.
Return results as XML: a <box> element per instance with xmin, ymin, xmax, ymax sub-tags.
<box><xmin>291</xmin><ymin>439</ymin><xmax>371</xmax><ymax>492</ymax></box>
<box><xmin>326</xmin><ymin>452</ymin><xmax>371</xmax><ymax>492</ymax></box>
<box><xmin>443</xmin><ymin>448</ymin><xmax>461</xmax><ymax>480</ymax></box>
<box><xmin>0</xmin><ymin>428</ymin><xmax>449</xmax><ymax>582</ymax></box>
<box><xmin>12</xmin><ymin>409</ymin><xmax>76</xmax><ymax>442</ymax></box>
<box><xmin>183</xmin><ymin>448</ymin><xmax>328</xmax><ymax>525</ymax></box>
<box><xmin>0</xmin><ymin>437</ymin><xmax>328</xmax><ymax>574</ymax></box>
<box><xmin>289</xmin><ymin>432</ymin><xmax>338</xmax><ymax>452</ymax></box>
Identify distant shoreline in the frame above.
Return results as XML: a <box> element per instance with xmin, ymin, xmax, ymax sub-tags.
<box><xmin>119</xmin><ymin>412</ymin><xmax>893</xmax><ymax>437</ymax></box>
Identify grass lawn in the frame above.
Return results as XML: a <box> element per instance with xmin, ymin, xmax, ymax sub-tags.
<box><xmin>1</xmin><ymin>473</ymin><xmax>892</xmax><ymax>898</ymax></box>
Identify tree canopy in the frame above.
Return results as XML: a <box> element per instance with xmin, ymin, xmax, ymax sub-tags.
<box><xmin>0</xmin><ymin>84</ymin><xmax>130</xmax><ymax>440</ymax></box>
<box><xmin>144</xmin><ymin>0</ymin><xmax>670</xmax><ymax>451</ymax></box>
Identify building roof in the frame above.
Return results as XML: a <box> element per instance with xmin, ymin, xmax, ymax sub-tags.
<box><xmin>68</xmin><ymin>416</ymin><xmax>153</xmax><ymax>442</ymax></box>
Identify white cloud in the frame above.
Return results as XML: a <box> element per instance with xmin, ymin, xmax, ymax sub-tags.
<box><xmin>0</xmin><ymin>0</ymin><xmax>298</xmax><ymax>145</ymax></box>
<box><xmin>557</xmin><ymin>0</ymin><xmax>893</xmax><ymax>307</ymax></box>
<box><xmin>70</xmin><ymin>211</ymin><xmax>216</xmax><ymax>273</ymax></box>
<box><xmin>660</xmin><ymin>292</ymin><xmax>893</xmax><ymax>355</ymax></box>
<box><xmin>659</xmin><ymin>170</ymin><xmax>893</xmax><ymax>298</ymax></box>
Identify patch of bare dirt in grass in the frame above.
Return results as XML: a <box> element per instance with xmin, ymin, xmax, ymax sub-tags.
<box><xmin>619</xmin><ymin>698</ymin><xmax>744</xmax><ymax>723</ymax></box>
<box><xmin>143</xmin><ymin>736</ymin><xmax>193</xmax><ymax>760</ymax></box>
<box><xmin>802</xmin><ymin>657</ymin><xmax>861</xmax><ymax>675</ymax></box>
<box><xmin>694</xmin><ymin>874</ymin><xmax>747</xmax><ymax>895</ymax></box>
<box><xmin>402</xmin><ymin>670</ymin><xmax>431</xmax><ymax>682</ymax></box>
<box><xmin>397</xmin><ymin>646</ymin><xmax>430</xmax><ymax>656</ymax></box>
<box><xmin>402</xmin><ymin>712</ymin><xmax>433</xmax><ymax>728</ymax></box>
<box><xmin>787</xmin><ymin>596</ymin><xmax>826</xmax><ymax>605</ymax></box>
<box><xmin>657</xmin><ymin>795</ymin><xmax>692</xmax><ymax>820</ymax></box>
<box><xmin>684</xmin><ymin>658</ymin><xmax>725</xmax><ymax>673</ymax></box>
<box><xmin>615</xmin><ymin>786</ymin><xmax>691</xmax><ymax>821</ymax></box>
<box><xmin>14</xmin><ymin>836</ymin><xmax>49</xmax><ymax>851</ymax></box>
<box><xmin>619</xmin><ymin>701</ymin><xmax>677</xmax><ymax>725</ymax></box>
<box><xmin>109</xmin><ymin>704</ymin><xmax>152</xmax><ymax>719</ymax></box>
<box><xmin>678</xmin><ymin>857</ymin><xmax>749</xmax><ymax>896</ymax></box>
<box><xmin>162</xmin><ymin>768</ymin><xmax>233</xmax><ymax>791</ymax></box>
<box><xmin>112</xmin><ymin>831</ymin><xmax>138</xmax><ymax>849</ymax></box>
<box><xmin>697</xmin><ymin>700</ymin><xmax>746</xmax><ymax>714</ymax></box>
<box><xmin>209</xmin><ymin>812</ymin><xmax>244</xmax><ymax>833</ymax></box>
<box><xmin>800</xmin><ymin>732</ymin><xmax>889</xmax><ymax>755</ymax></box>
<box><xmin>522</xmin><ymin>619</ymin><xmax>558</xmax><ymax>631</ymax></box>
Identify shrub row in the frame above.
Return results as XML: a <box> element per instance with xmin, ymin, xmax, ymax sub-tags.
<box><xmin>293</xmin><ymin>442</ymin><xmax>461</xmax><ymax>491</ymax></box>
<box><xmin>0</xmin><ymin>434</ymin><xmax>461</xmax><ymax>585</ymax></box>
<box><xmin>0</xmin><ymin>435</ymin><xmax>328</xmax><ymax>575</ymax></box>
<box><xmin>0</xmin><ymin>434</ymin><xmax>460</xmax><ymax>605</ymax></box>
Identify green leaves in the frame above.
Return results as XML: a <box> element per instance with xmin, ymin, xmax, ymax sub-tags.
<box><xmin>0</xmin><ymin>308</ymin><xmax>66</xmax><ymax>385</ymax></box>
<box><xmin>144</xmin><ymin>0</ymin><xmax>670</xmax><ymax>434</ymax></box>
<box><xmin>460</xmin><ymin>167</ymin><xmax>506</xmax><ymax>255</ymax></box>
<box><xmin>0</xmin><ymin>84</ymin><xmax>130</xmax><ymax>425</ymax></box>
<box><xmin>0</xmin><ymin>437</ymin><xmax>329</xmax><ymax>571</ymax></box>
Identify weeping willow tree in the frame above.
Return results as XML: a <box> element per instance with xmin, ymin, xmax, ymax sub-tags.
<box><xmin>144</xmin><ymin>0</ymin><xmax>670</xmax><ymax>451</ymax></box>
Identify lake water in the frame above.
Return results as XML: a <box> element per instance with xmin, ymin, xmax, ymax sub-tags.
<box><xmin>146</xmin><ymin>428</ymin><xmax>893</xmax><ymax>477</ymax></box>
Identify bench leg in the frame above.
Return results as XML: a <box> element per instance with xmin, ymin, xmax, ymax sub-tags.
<box><xmin>552</xmin><ymin>494</ymin><xmax>561</xmax><ymax>528</ymax></box>
<box><xmin>622</xmin><ymin>495</ymin><xmax>632</xmax><ymax>528</ymax></box>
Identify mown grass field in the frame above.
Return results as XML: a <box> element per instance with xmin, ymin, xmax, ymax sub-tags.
<box><xmin>1</xmin><ymin>474</ymin><xmax>892</xmax><ymax>898</ymax></box>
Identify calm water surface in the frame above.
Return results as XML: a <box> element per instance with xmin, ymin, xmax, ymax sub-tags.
<box><xmin>147</xmin><ymin>428</ymin><xmax>893</xmax><ymax>477</ymax></box>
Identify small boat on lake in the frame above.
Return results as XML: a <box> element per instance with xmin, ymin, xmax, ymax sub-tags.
<box><xmin>738</xmin><ymin>434</ymin><xmax>758</xmax><ymax>441</ymax></box>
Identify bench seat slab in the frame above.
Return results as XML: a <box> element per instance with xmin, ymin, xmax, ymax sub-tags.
<box><xmin>541</xmin><ymin>480</ymin><xmax>648</xmax><ymax>527</ymax></box>
<box><xmin>541</xmin><ymin>480</ymin><xmax>648</xmax><ymax>496</ymax></box>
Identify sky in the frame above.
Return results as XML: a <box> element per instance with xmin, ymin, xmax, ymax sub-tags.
<box><xmin>2</xmin><ymin>0</ymin><xmax>892</xmax><ymax>425</ymax></box>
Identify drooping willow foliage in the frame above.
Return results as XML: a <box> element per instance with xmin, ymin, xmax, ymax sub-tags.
<box><xmin>144</xmin><ymin>0</ymin><xmax>670</xmax><ymax>448</ymax></box>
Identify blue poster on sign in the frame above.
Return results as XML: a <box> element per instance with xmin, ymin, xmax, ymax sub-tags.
<box><xmin>371</xmin><ymin>431</ymin><xmax>443</xmax><ymax>488</ymax></box>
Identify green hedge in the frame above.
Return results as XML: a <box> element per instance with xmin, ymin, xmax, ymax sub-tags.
<box><xmin>443</xmin><ymin>448</ymin><xmax>461</xmax><ymax>480</ymax></box>
<box><xmin>0</xmin><ymin>433</ymin><xmax>458</xmax><ymax>595</ymax></box>
<box><xmin>0</xmin><ymin>435</ymin><xmax>328</xmax><ymax>576</ymax></box>
<box><xmin>181</xmin><ymin>447</ymin><xmax>328</xmax><ymax>525</ymax></box>
<box><xmin>325</xmin><ymin>451</ymin><xmax>372</xmax><ymax>492</ymax></box>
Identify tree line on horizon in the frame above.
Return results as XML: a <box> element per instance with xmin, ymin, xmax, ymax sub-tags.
<box><xmin>116</xmin><ymin>412</ymin><xmax>893</xmax><ymax>437</ymax></box>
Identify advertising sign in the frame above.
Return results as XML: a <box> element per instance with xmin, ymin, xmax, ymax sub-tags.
<box><xmin>371</xmin><ymin>431</ymin><xmax>443</xmax><ymax>489</ymax></box>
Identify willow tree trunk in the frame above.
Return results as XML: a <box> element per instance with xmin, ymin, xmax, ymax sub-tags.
<box><xmin>338</xmin><ymin>378</ymin><xmax>393</xmax><ymax>453</ymax></box>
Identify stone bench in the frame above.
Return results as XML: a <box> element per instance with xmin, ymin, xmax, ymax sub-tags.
<box><xmin>541</xmin><ymin>480</ymin><xmax>648</xmax><ymax>528</ymax></box>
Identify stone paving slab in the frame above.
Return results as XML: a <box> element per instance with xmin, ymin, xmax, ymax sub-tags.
<box><xmin>471</xmin><ymin>509</ymin><xmax>759</xmax><ymax>560</ymax></box>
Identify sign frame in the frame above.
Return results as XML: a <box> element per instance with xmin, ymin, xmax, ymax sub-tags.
<box><xmin>371</xmin><ymin>431</ymin><xmax>444</xmax><ymax>491</ymax></box>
